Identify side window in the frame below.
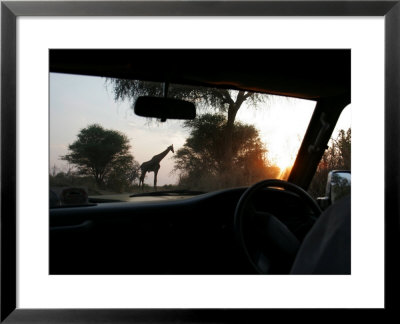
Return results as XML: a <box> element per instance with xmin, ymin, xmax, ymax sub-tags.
<box><xmin>308</xmin><ymin>105</ymin><xmax>351</xmax><ymax>199</ymax></box>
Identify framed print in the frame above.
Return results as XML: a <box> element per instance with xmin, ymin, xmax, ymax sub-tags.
<box><xmin>1</xmin><ymin>0</ymin><xmax>399</xmax><ymax>322</ymax></box>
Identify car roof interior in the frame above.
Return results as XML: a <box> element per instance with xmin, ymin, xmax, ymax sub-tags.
<box><xmin>49</xmin><ymin>49</ymin><xmax>351</xmax><ymax>188</ymax></box>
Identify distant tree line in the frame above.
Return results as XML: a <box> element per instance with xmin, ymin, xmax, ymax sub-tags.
<box><xmin>308</xmin><ymin>128</ymin><xmax>351</xmax><ymax>198</ymax></box>
<box><xmin>50</xmin><ymin>121</ymin><xmax>350</xmax><ymax>196</ymax></box>
<box><xmin>51</xmin><ymin>117</ymin><xmax>279</xmax><ymax>194</ymax></box>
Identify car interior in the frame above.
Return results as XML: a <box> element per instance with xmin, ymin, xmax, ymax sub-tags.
<box><xmin>49</xmin><ymin>49</ymin><xmax>351</xmax><ymax>275</ymax></box>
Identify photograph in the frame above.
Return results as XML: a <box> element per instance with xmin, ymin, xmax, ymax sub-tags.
<box><xmin>49</xmin><ymin>49</ymin><xmax>351</xmax><ymax>275</ymax></box>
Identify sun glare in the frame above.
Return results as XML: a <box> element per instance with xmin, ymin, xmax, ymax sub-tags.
<box><xmin>269</xmin><ymin>146</ymin><xmax>296</xmax><ymax>179</ymax></box>
<box><xmin>274</xmin><ymin>155</ymin><xmax>295</xmax><ymax>175</ymax></box>
<box><xmin>236</xmin><ymin>96</ymin><xmax>316</xmax><ymax>180</ymax></box>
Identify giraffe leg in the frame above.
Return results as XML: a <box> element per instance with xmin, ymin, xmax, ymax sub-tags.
<box><xmin>139</xmin><ymin>171</ymin><xmax>145</xmax><ymax>191</ymax></box>
<box><xmin>154</xmin><ymin>170</ymin><xmax>158</xmax><ymax>190</ymax></box>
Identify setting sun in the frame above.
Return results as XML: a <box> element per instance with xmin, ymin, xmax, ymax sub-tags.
<box><xmin>236</xmin><ymin>96</ymin><xmax>316</xmax><ymax>180</ymax></box>
<box><xmin>274</xmin><ymin>155</ymin><xmax>295</xmax><ymax>177</ymax></box>
<box><xmin>266</xmin><ymin>135</ymin><xmax>301</xmax><ymax>179</ymax></box>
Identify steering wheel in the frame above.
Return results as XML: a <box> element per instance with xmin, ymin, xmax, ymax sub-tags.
<box><xmin>234</xmin><ymin>179</ymin><xmax>322</xmax><ymax>274</ymax></box>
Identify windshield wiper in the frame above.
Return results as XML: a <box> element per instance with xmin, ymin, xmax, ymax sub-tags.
<box><xmin>129</xmin><ymin>190</ymin><xmax>205</xmax><ymax>197</ymax></box>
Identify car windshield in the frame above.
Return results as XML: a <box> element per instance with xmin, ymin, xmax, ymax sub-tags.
<box><xmin>49</xmin><ymin>73</ymin><xmax>316</xmax><ymax>205</ymax></box>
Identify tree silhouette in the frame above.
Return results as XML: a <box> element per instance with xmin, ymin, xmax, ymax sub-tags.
<box><xmin>173</xmin><ymin>114</ymin><xmax>279</xmax><ymax>191</ymax></box>
<box><xmin>61</xmin><ymin>124</ymin><xmax>139</xmax><ymax>190</ymax></box>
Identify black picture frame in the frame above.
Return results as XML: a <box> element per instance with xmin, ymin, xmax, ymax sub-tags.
<box><xmin>1</xmin><ymin>1</ymin><xmax>399</xmax><ymax>322</ymax></box>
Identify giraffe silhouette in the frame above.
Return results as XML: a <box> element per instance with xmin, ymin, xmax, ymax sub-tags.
<box><xmin>139</xmin><ymin>144</ymin><xmax>174</xmax><ymax>190</ymax></box>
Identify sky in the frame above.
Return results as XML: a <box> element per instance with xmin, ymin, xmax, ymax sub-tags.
<box><xmin>50</xmin><ymin>72</ymin><xmax>351</xmax><ymax>186</ymax></box>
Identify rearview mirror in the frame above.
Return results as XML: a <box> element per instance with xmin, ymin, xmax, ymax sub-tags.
<box><xmin>134</xmin><ymin>96</ymin><xmax>196</xmax><ymax>121</ymax></box>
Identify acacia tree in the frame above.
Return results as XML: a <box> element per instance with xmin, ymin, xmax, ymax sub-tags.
<box><xmin>61</xmin><ymin>124</ymin><xmax>139</xmax><ymax>190</ymax></box>
<box><xmin>173</xmin><ymin>114</ymin><xmax>279</xmax><ymax>191</ymax></box>
<box><xmin>107</xmin><ymin>79</ymin><xmax>268</xmax><ymax>172</ymax></box>
<box><xmin>308</xmin><ymin>128</ymin><xmax>351</xmax><ymax>198</ymax></box>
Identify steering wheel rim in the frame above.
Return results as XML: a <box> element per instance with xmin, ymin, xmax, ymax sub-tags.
<box><xmin>234</xmin><ymin>179</ymin><xmax>322</xmax><ymax>274</ymax></box>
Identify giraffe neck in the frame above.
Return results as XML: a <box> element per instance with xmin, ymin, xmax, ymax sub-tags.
<box><xmin>152</xmin><ymin>147</ymin><xmax>171</xmax><ymax>163</ymax></box>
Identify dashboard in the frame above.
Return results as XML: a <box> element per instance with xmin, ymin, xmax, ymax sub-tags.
<box><xmin>50</xmin><ymin>187</ymin><xmax>317</xmax><ymax>274</ymax></box>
